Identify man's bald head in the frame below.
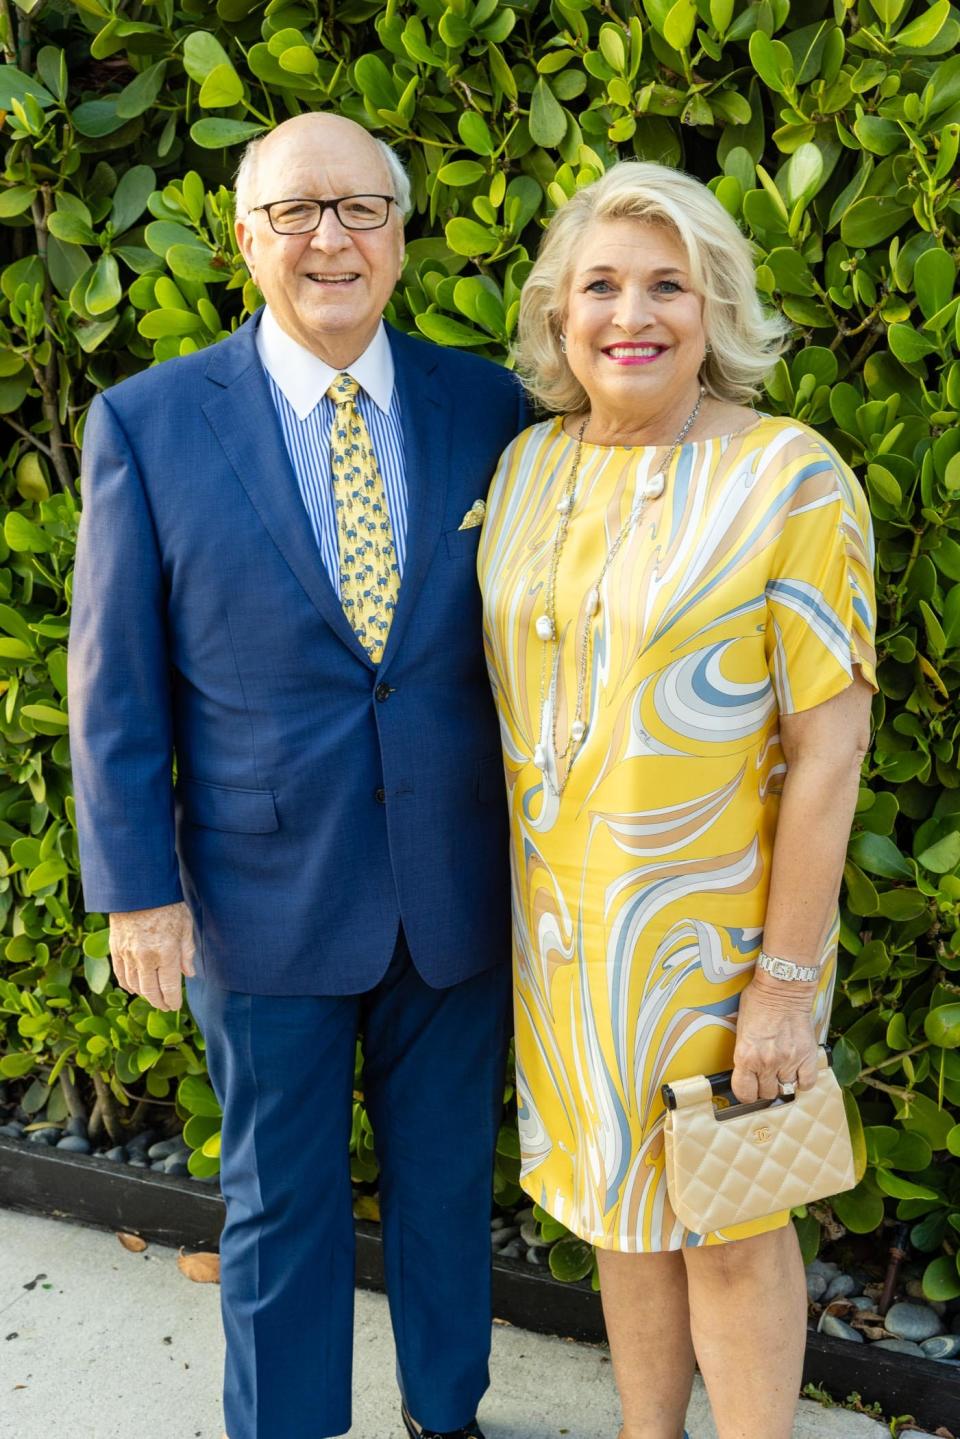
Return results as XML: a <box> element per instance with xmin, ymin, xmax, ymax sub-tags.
<box><xmin>235</xmin><ymin>113</ymin><xmax>410</xmax><ymax>218</ymax></box>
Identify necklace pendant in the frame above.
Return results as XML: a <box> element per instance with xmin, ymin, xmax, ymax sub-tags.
<box><xmin>570</xmin><ymin>719</ymin><xmax>586</xmax><ymax>744</ymax></box>
<box><xmin>535</xmin><ymin>615</ymin><xmax>555</xmax><ymax>642</ymax></box>
<box><xmin>533</xmin><ymin>742</ymin><xmax>547</xmax><ymax>771</ymax></box>
<box><xmin>585</xmin><ymin>586</ymin><xmax>600</xmax><ymax>617</ymax></box>
<box><xmin>644</xmin><ymin>474</ymin><xmax>665</xmax><ymax>500</ymax></box>
<box><xmin>557</xmin><ymin>494</ymin><xmax>573</xmax><ymax>515</ymax></box>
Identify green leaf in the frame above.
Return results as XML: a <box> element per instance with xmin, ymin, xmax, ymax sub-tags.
<box><xmin>183</xmin><ymin>30</ymin><xmax>233</xmax><ymax>83</ymax></box>
<box><xmin>925</xmin><ymin>1003</ymin><xmax>960</xmax><ymax>1048</ymax></box>
<box><xmin>888</xmin><ymin>324</ymin><xmax>939</xmax><ymax>365</ymax></box>
<box><xmin>183</xmin><ymin>1114</ymin><xmax>221</xmax><ymax>1149</ymax></box>
<box><xmin>138</xmin><ymin>310</ymin><xmax>205</xmax><ymax>339</ymax></box>
<box><xmin>830</xmin><ymin>1181</ymin><xmax>884</xmax><ymax>1233</ymax></box>
<box><xmin>840</xmin><ymin>198</ymin><xmax>912</xmax><ymax>248</ymax></box>
<box><xmin>923</xmin><ymin>1255</ymin><xmax>960</xmax><ymax>1302</ymax></box>
<box><xmin>875</xmin><ymin>1168</ymin><xmax>940</xmax><ymax>1201</ymax></box>
<box><xmin>25</xmin><ymin>858</ymin><xmax>67</xmax><ymax>893</ymax></box>
<box><xmin>848</xmin><ymin>831</ymin><xmax>913</xmax><ymax>880</ymax></box>
<box><xmin>190</xmin><ymin>118</ymin><xmax>266</xmax><ymax>149</ymax></box>
<box><xmin>843</xmin><ymin>862</ymin><xmax>879</xmax><ymax>915</ymax></box>
<box><xmin>414</xmin><ymin>313</ymin><xmax>490</xmax><ymax>347</ymax></box>
<box><xmin>111</xmin><ymin>165</ymin><xmax>156</xmax><ymax>235</ymax></box>
<box><xmin>663</xmin><ymin>0</ymin><xmax>697</xmax><ymax>50</ymax></box>
<box><xmin>830</xmin><ymin>1036</ymin><xmax>861</xmax><ymax>1086</ymax></box>
<box><xmin>85</xmin><ymin>254</ymin><xmax>122</xmax><ymax>316</ymax></box>
<box><xmin>0</xmin><ymin>66</ymin><xmax>56</xmax><ymax>111</ymax></box>
<box><xmin>529</xmin><ymin>79</ymin><xmax>568</xmax><ymax>148</ymax></box>
<box><xmin>749</xmin><ymin>33</ymin><xmax>793</xmax><ymax>94</ymax></box>
<box><xmin>20</xmin><ymin>703</ymin><xmax>69</xmax><ymax>729</ymax></box>
<box><xmin>896</xmin><ymin>0</ymin><xmax>950</xmax><ymax>47</ymax></box>
<box><xmin>353</xmin><ymin>53</ymin><xmax>398</xmax><ymax>109</ymax></box>
<box><xmin>144</xmin><ymin>221</ymin><xmax>203</xmax><ymax>258</ymax></box>
<box><xmin>548</xmin><ymin>1236</ymin><xmax>595</xmax><ymax>1283</ymax></box>
<box><xmin>445</xmin><ymin>218</ymin><xmax>499</xmax><ymax>257</ymax></box>
<box><xmin>458</xmin><ymin>112</ymin><xmax>495</xmax><ymax>156</ymax></box>
<box><xmin>784</xmin><ymin>143</ymin><xmax>824</xmax><ymax>207</ymax></box>
<box><xmin>437</xmin><ymin>161</ymin><xmax>487</xmax><ymax>187</ymax></box>
<box><xmin>279</xmin><ymin>47</ymin><xmax>319</xmax><ymax>77</ymax></box>
<box><xmin>897</xmin><ymin>1091</ymin><xmax>955</xmax><ymax>1150</ymax></box>
<box><xmin>187</xmin><ymin>1147</ymin><xmax>221</xmax><ymax>1178</ymax></box>
<box><xmin>72</xmin><ymin>99</ymin><xmax>127</xmax><ymax>137</ymax></box>
<box><xmin>199</xmin><ymin>62</ymin><xmax>244</xmax><ymax>109</ymax></box>
<box><xmin>46</xmin><ymin>212</ymin><xmax>95</xmax><ymax>246</ymax></box>
<box><xmin>765</xmin><ymin>247</ymin><xmax>817</xmax><ymax>296</ymax></box>
<box><xmin>166</xmin><ymin>246</ymin><xmax>229</xmax><ymax>283</ymax></box>
<box><xmin>917</xmin><ymin>831</ymin><xmax>960</xmax><ymax>873</ymax></box>
<box><xmin>0</xmin><ymin>1054</ymin><xmax>39</xmax><ymax>1079</ymax></box>
<box><xmin>792</xmin><ymin>1209</ymin><xmax>821</xmax><ymax>1264</ymax></box>
<box><xmin>853</xmin><ymin>114</ymin><xmax>903</xmax><ymax>156</ymax></box>
<box><xmin>83</xmin><ymin>952</ymin><xmax>112</xmax><ymax>995</ymax></box>
<box><xmin>914</xmin><ymin>248</ymin><xmax>955</xmax><ymax>322</ymax></box>
<box><xmin>0</xmin><ymin>186</ymin><xmax>37</xmax><ymax>219</ymax></box>
<box><xmin>116</xmin><ymin>62</ymin><xmax>167</xmax><ymax>120</ymax></box>
<box><xmin>177</xmin><ymin>1074</ymin><xmax>222</xmax><ymax>1118</ymax></box>
<box><xmin>82</xmin><ymin>928</ymin><xmax>110</xmax><ymax>960</ymax></box>
<box><xmin>4</xmin><ymin>512</ymin><xmax>52</xmax><ymax>554</ymax></box>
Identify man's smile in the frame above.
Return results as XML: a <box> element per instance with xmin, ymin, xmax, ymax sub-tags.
<box><xmin>304</xmin><ymin>272</ymin><xmax>361</xmax><ymax>285</ymax></box>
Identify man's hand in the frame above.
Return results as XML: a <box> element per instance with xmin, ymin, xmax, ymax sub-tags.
<box><xmin>109</xmin><ymin>903</ymin><xmax>196</xmax><ymax>1011</ymax></box>
<box><xmin>731</xmin><ymin>975</ymin><xmax>820</xmax><ymax>1104</ymax></box>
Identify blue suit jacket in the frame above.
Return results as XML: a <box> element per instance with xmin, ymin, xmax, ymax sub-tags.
<box><xmin>68</xmin><ymin>313</ymin><xmax>529</xmax><ymax>994</ymax></box>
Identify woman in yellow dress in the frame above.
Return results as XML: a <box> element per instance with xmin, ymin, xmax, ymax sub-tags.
<box><xmin>478</xmin><ymin>162</ymin><xmax>877</xmax><ymax>1439</ymax></box>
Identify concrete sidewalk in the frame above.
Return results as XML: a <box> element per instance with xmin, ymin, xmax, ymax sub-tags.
<box><xmin>0</xmin><ymin>1209</ymin><xmax>888</xmax><ymax>1439</ymax></box>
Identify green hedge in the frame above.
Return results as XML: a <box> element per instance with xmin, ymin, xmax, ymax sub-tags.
<box><xmin>1</xmin><ymin>0</ymin><xmax>959</xmax><ymax>1290</ymax></box>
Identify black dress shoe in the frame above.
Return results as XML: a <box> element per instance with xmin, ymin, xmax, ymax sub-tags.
<box><xmin>400</xmin><ymin>1401</ymin><xmax>485</xmax><ymax>1439</ymax></box>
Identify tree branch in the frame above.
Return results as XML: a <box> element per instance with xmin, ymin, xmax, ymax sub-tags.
<box><xmin>1</xmin><ymin>413</ymin><xmax>56</xmax><ymax>460</ymax></box>
<box><xmin>28</xmin><ymin>187</ymin><xmax>76</xmax><ymax>497</ymax></box>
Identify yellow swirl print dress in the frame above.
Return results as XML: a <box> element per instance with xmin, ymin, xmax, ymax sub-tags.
<box><xmin>478</xmin><ymin>414</ymin><xmax>877</xmax><ymax>1253</ymax></box>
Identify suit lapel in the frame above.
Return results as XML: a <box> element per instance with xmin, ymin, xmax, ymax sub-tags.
<box><xmin>202</xmin><ymin>312</ymin><xmax>373</xmax><ymax>667</ymax></box>
<box><xmin>378</xmin><ymin>325</ymin><xmax>447</xmax><ymax>675</ymax></box>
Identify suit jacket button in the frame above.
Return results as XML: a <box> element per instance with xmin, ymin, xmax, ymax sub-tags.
<box><xmin>375</xmin><ymin>682</ymin><xmax>392</xmax><ymax>702</ymax></box>
<box><xmin>374</xmin><ymin>787</ymin><xmax>386</xmax><ymax>804</ymax></box>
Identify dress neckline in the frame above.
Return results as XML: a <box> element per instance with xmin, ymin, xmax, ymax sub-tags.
<box><xmin>553</xmin><ymin>412</ymin><xmax>769</xmax><ymax>452</ymax></box>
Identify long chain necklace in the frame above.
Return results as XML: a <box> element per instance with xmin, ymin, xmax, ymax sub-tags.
<box><xmin>533</xmin><ymin>384</ymin><xmax>705</xmax><ymax>798</ymax></box>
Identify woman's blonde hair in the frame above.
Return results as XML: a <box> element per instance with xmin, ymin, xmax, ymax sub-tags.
<box><xmin>515</xmin><ymin>161</ymin><xmax>791</xmax><ymax>413</ymax></box>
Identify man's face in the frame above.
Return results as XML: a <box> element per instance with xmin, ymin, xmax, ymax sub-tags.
<box><xmin>235</xmin><ymin>124</ymin><xmax>405</xmax><ymax>364</ymax></box>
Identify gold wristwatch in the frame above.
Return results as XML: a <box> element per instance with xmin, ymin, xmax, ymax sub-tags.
<box><xmin>757</xmin><ymin>951</ymin><xmax>820</xmax><ymax>983</ymax></box>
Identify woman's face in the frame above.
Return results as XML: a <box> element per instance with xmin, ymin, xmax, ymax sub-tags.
<box><xmin>562</xmin><ymin>218</ymin><xmax>707</xmax><ymax>421</ymax></box>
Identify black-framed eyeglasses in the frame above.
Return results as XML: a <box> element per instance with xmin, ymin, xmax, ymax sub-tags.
<box><xmin>251</xmin><ymin>195</ymin><xmax>397</xmax><ymax>234</ymax></box>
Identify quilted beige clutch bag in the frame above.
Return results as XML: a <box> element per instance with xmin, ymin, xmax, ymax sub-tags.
<box><xmin>661</xmin><ymin>1049</ymin><xmax>856</xmax><ymax>1234</ymax></box>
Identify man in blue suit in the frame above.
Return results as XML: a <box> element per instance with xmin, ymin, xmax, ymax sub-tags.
<box><xmin>68</xmin><ymin>112</ymin><xmax>527</xmax><ymax>1439</ymax></box>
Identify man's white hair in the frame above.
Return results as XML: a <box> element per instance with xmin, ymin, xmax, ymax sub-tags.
<box><xmin>234</xmin><ymin>129</ymin><xmax>411</xmax><ymax>219</ymax></box>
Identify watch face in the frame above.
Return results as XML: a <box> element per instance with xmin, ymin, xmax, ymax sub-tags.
<box><xmin>772</xmin><ymin>959</ymin><xmax>793</xmax><ymax>980</ymax></box>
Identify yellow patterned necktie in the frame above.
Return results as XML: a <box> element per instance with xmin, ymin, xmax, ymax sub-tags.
<box><xmin>326</xmin><ymin>372</ymin><xmax>400</xmax><ymax>664</ymax></box>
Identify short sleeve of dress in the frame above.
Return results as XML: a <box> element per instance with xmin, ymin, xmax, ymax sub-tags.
<box><xmin>764</xmin><ymin>433</ymin><xmax>878</xmax><ymax>715</ymax></box>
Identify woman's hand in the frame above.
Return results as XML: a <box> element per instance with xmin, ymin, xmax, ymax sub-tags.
<box><xmin>730</xmin><ymin>975</ymin><xmax>820</xmax><ymax>1104</ymax></box>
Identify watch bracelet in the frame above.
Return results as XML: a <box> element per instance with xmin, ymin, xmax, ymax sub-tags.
<box><xmin>757</xmin><ymin>950</ymin><xmax>821</xmax><ymax>983</ymax></box>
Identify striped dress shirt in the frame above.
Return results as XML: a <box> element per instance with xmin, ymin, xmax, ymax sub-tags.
<box><xmin>256</xmin><ymin>310</ymin><xmax>408</xmax><ymax>598</ymax></box>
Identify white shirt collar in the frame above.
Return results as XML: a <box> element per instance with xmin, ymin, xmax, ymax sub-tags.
<box><xmin>256</xmin><ymin>306</ymin><xmax>395</xmax><ymax>422</ymax></box>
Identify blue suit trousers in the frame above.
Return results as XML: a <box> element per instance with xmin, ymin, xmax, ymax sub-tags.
<box><xmin>187</xmin><ymin>931</ymin><xmax>511</xmax><ymax>1438</ymax></box>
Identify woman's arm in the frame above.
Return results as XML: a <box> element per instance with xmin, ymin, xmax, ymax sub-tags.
<box><xmin>730</xmin><ymin>673</ymin><xmax>873</xmax><ymax>1103</ymax></box>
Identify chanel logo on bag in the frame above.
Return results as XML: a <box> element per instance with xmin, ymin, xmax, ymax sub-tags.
<box><xmin>752</xmin><ymin>1125</ymin><xmax>772</xmax><ymax>1144</ymax></box>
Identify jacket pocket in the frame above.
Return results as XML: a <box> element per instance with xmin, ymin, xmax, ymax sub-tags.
<box><xmin>180</xmin><ymin>778</ymin><xmax>279</xmax><ymax>833</ymax></box>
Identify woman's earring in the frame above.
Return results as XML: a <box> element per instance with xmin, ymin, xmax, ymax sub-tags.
<box><xmin>560</xmin><ymin>334</ymin><xmax>567</xmax><ymax>354</ymax></box>
<box><xmin>704</xmin><ymin>343</ymin><xmax>713</xmax><ymax>355</ymax></box>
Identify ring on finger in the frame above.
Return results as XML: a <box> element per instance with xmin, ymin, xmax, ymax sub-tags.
<box><xmin>777</xmin><ymin>1078</ymin><xmax>798</xmax><ymax>1098</ymax></box>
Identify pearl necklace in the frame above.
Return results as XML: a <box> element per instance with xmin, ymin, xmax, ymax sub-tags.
<box><xmin>533</xmin><ymin>385</ymin><xmax>706</xmax><ymax>797</ymax></box>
